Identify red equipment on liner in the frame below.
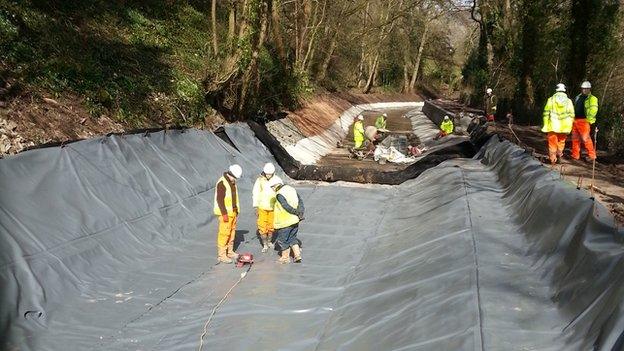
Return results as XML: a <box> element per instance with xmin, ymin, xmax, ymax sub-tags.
<box><xmin>236</xmin><ymin>253</ymin><xmax>254</xmax><ymax>268</ymax></box>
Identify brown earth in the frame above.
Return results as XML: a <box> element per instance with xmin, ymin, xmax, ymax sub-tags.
<box><xmin>284</xmin><ymin>92</ymin><xmax>422</xmax><ymax>137</ymax></box>
<box><xmin>0</xmin><ymin>91</ymin><xmax>421</xmax><ymax>156</ymax></box>
<box><xmin>0</xmin><ymin>93</ymin><xmax>124</xmax><ymax>155</ymax></box>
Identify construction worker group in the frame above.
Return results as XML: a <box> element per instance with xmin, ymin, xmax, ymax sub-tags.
<box><xmin>353</xmin><ymin>113</ymin><xmax>388</xmax><ymax>149</ymax></box>
<box><xmin>213</xmin><ymin>163</ymin><xmax>304</xmax><ymax>265</ymax></box>
<box><xmin>541</xmin><ymin>81</ymin><xmax>598</xmax><ymax>164</ymax></box>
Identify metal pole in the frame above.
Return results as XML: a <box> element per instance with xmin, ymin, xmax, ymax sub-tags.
<box><xmin>590</xmin><ymin>127</ymin><xmax>598</xmax><ymax>199</ymax></box>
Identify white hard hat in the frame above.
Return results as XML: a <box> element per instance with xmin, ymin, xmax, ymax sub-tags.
<box><xmin>263</xmin><ymin>162</ymin><xmax>275</xmax><ymax>175</ymax></box>
<box><xmin>556</xmin><ymin>83</ymin><xmax>566</xmax><ymax>92</ymax></box>
<box><xmin>486</xmin><ymin>88</ymin><xmax>492</xmax><ymax>94</ymax></box>
<box><xmin>267</xmin><ymin>175</ymin><xmax>283</xmax><ymax>188</ymax></box>
<box><xmin>581</xmin><ymin>81</ymin><xmax>592</xmax><ymax>89</ymax></box>
<box><xmin>229</xmin><ymin>164</ymin><xmax>242</xmax><ymax>179</ymax></box>
<box><xmin>357</xmin><ymin>115</ymin><xmax>364</xmax><ymax>120</ymax></box>
<box><xmin>444</xmin><ymin>115</ymin><xmax>450</xmax><ymax>120</ymax></box>
<box><xmin>382</xmin><ymin>113</ymin><xmax>388</xmax><ymax>117</ymax></box>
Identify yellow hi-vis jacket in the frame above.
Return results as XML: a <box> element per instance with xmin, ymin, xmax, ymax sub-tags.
<box><xmin>542</xmin><ymin>92</ymin><xmax>574</xmax><ymax>134</ymax></box>
<box><xmin>353</xmin><ymin>121</ymin><xmax>365</xmax><ymax>143</ymax></box>
<box><xmin>375</xmin><ymin>115</ymin><xmax>387</xmax><ymax>129</ymax></box>
<box><xmin>440</xmin><ymin>119</ymin><xmax>454</xmax><ymax>134</ymax></box>
<box><xmin>252</xmin><ymin>175</ymin><xmax>276</xmax><ymax>211</ymax></box>
<box><xmin>213</xmin><ymin>176</ymin><xmax>239</xmax><ymax>216</ymax></box>
<box><xmin>575</xmin><ymin>93</ymin><xmax>599</xmax><ymax>124</ymax></box>
<box><xmin>274</xmin><ymin>185</ymin><xmax>300</xmax><ymax>229</ymax></box>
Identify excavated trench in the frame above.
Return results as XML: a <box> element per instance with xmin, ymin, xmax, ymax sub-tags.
<box><xmin>245</xmin><ymin>102</ymin><xmax>477</xmax><ymax>184</ymax></box>
<box><xmin>1</xmin><ymin>100</ymin><xmax>624</xmax><ymax>351</ymax></box>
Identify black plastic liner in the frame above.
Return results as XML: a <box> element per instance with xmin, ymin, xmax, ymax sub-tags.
<box><xmin>247</xmin><ymin>120</ymin><xmax>476</xmax><ymax>185</ymax></box>
<box><xmin>1</xmin><ymin>123</ymin><xmax>624</xmax><ymax>350</ymax></box>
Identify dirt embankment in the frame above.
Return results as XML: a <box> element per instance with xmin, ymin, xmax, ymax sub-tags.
<box><xmin>0</xmin><ymin>93</ymin><xmax>123</xmax><ymax>155</ymax></box>
<box><xmin>0</xmin><ymin>91</ymin><xmax>422</xmax><ymax>156</ymax></box>
<box><xmin>284</xmin><ymin>92</ymin><xmax>422</xmax><ymax>137</ymax></box>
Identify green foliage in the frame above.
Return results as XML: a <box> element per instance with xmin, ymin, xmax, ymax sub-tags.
<box><xmin>463</xmin><ymin>0</ymin><xmax>624</xmax><ymax>154</ymax></box>
<box><xmin>596</xmin><ymin>103</ymin><xmax>624</xmax><ymax>156</ymax></box>
<box><xmin>0</xmin><ymin>11</ymin><xmax>18</xmax><ymax>45</ymax></box>
<box><xmin>0</xmin><ymin>0</ymin><xmax>212</xmax><ymax>126</ymax></box>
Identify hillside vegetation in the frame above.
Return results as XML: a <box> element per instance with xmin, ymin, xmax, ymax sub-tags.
<box><xmin>463</xmin><ymin>0</ymin><xmax>624</xmax><ymax>155</ymax></box>
<box><xmin>0</xmin><ymin>0</ymin><xmax>468</xmax><ymax>130</ymax></box>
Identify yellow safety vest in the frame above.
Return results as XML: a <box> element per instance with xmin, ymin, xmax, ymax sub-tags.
<box><xmin>274</xmin><ymin>185</ymin><xmax>300</xmax><ymax>229</ymax></box>
<box><xmin>375</xmin><ymin>116</ymin><xmax>387</xmax><ymax>129</ymax></box>
<box><xmin>252</xmin><ymin>175</ymin><xmax>276</xmax><ymax>211</ymax></box>
<box><xmin>353</xmin><ymin>121</ymin><xmax>364</xmax><ymax>142</ymax></box>
<box><xmin>213</xmin><ymin>176</ymin><xmax>239</xmax><ymax>216</ymax></box>
<box><xmin>575</xmin><ymin>94</ymin><xmax>599</xmax><ymax>124</ymax></box>
<box><xmin>441</xmin><ymin>120</ymin><xmax>454</xmax><ymax>134</ymax></box>
<box><xmin>542</xmin><ymin>92</ymin><xmax>574</xmax><ymax>134</ymax></box>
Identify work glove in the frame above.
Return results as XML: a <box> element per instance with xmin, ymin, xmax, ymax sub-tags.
<box><xmin>222</xmin><ymin>214</ymin><xmax>229</xmax><ymax>222</ymax></box>
<box><xmin>297</xmin><ymin>211</ymin><xmax>305</xmax><ymax>221</ymax></box>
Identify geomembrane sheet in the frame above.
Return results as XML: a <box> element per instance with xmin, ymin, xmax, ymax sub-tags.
<box><xmin>1</xmin><ymin>124</ymin><xmax>623</xmax><ymax>350</ymax></box>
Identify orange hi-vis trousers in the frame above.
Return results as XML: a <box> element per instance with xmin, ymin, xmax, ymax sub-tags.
<box><xmin>571</xmin><ymin>119</ymin><xmax>596</xmax><ymax>160</ymax></box>
<box><xmin>547</xmin><ymin>132</ymin><xmax>567</xmax><ymax>164</ymax></box>
<box><xmin>257</xmin><ymin>209</ymin><xmax>274</xmax><ymax>237</ymax></box>
<box><xmin>217</xmin><ymin>215</ymin><xmax>237</xmax><ymax>247</ymax></box>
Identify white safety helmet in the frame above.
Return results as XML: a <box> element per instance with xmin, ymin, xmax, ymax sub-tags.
<box><xmin>444</xmin><ymin>115</ymin><xmax>450</xmax><ymax>120</ymax></box>
<box><xmin>357</xmin><ymin>115</ymin><xmax>364</xmax><ymax>120</ymax></box>
<box><xmin>382</xmin><ymin>113</ymin><xmax>388</xmax><ymax>117</ymax></box>
<box><xmin>267</xmin><ymin>175</ymin><xmax>283</xmax><ymax>188</ymax></box>
<box><xmin>556</xmin><ymin>83</ymin><xmax>566</xmax><ymax>92</ymax></box>
<box><xmin>581</xmin><ymin>81</ymin><xmax>592</xmax><ymax>89</ymax></box>
<box><xmin>486</xmin><ymin>88</ymin><xmax>492</xmax><ymax>94</ymax></box>
<box><xmin>263</xmin><ymin>162</ymin><xmax>275</xmax><ymax>175</ymax></box>
<box><xmin>228</xmin><ymin>164</ymin><xmax>242</xmax><ymax>179</ymax></box>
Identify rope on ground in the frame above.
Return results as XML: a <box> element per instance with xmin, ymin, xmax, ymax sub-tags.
<box><xmin>198</xmin><ymin>263</ymin><xmax>253</xmax><ymax>351</ymax></box>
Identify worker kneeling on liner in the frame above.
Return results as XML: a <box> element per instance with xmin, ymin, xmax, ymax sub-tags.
<box><xmin>269</xmin><ymin>177</ymin><xmax>304</xmax><ymax>264</ymax></box>
<box><xmin>253</xmin><ymin>163</ymin><xmax>279</xmax><ymax>253</ymax></box>
<box><xmin>434</xmin><ymin>115</ymin><xmax>454</xmax><ymax>140</ymax></box>
<box><xmin>213</xmin><ymin>164</ymin><xmax>242</xmax><ymax>264</ymax></box>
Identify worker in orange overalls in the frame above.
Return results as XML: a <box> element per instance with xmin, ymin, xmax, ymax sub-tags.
<box><xmin>253</xmin><ymin>163</ymin><xmax>280</xmax><ymax>253</ymax></box>
<box><xmin>571</xmin><ymin>81</ymin><xmax>599</xmax><ymax>161</ymax></box>
<box><xmin>542</xmin><ymin>84</ymin><xmax>574</xmax><ymax>164</ymax></box>
<box><xmin>214</xmin><ymin>164</ymin><xmax>242</xmax><ymax>264</ymax></box>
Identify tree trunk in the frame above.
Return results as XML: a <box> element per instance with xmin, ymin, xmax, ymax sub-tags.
<box><xmin>363</xmin><ymin>53</ymin><xmax>379</xmax><ymax>93</ymax></box>
<box><xmin>568</xmin><ymin>0</ymin><xmax>592</xmax><ymax>90</ymax></box>
<box><xmin>302</xmin><ymin>0</ymin><xmax>327</xmax><ymax>73</ymax></box>
<box><xmin>403</xmin><ymin>56</ymin><xmax>410</xmax><ymax>93</ymax></box>
<box><xmin>271</xmin><ymin>0</ymin><xmax>287</xmax><ymax>65</ymax></box>
<box><xmin>228</xmin><ymin>1</ymin><xmax>236</xmax><ymax>51</ymax></box>
<box><xmin>317</xmin><ymin>35</ymin><xmax>337</xmax><ymax>81</ymax></box>
<box><xmin>409</xmin><ymin>21</ymin><xmax>429</xmax><ymax>92</ymax></box>
<box><xmin>239</xmin><ymin>1</ymin><xmax>270</xmax><ymax>113</ymax></box>
<box><xmin>211</xmin><ymin>0</ymin><xmax>218</xmax><ymax>55</ymax></box>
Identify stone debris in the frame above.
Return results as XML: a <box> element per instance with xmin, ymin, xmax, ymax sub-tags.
<box><xmin>0</xmin><ymin>118</ymin><xmax>34</xmax><ymax>156</ymax></box>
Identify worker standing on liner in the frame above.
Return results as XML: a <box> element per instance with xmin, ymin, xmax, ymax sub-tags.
<box><xmin>375</xmin><ymin>113</ymin><xmax>387</xmax><ymax>129</ymax></box>
<box><xmin>214</xmin><ymin>164</ymin><xmax>243</xmax><ymax>264</ymax></box>
<box><xmin>571</xmin><ymin>81</ymin><xmax>599</xmax><ymax>161</ymax></box>
<box><xmin>253</xmin><ymin>163</ymin><xmax>280</xmax><ymax>253</ymax></box>
<box><xmin>353</xmin><ymin>115</ymin><xmax>365</xmax><ymax>149</ymax></box>
<box><xmin>269</xmin><ymin>177</ymin><xmax>304</xmax><ymax>264</ymax></box>
<box><xmin>542</xmin><ymin>83</ymin><xmax>574</xmax><ymax>165</ymax></box>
